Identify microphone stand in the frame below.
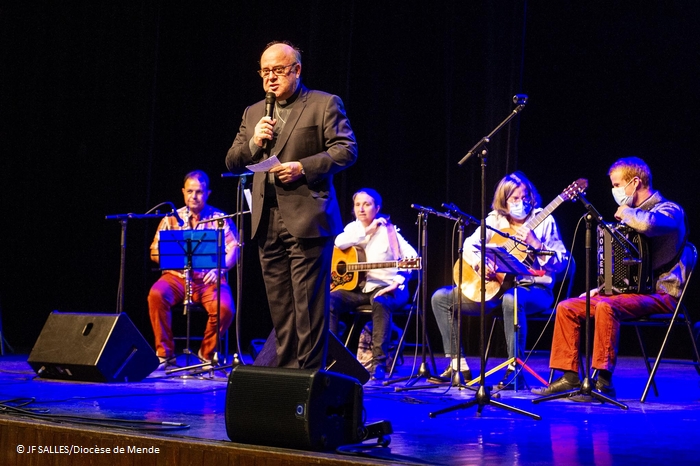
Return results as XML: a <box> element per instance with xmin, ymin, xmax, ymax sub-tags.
<box><xmin>222</xmin><ymin>172</ymin><xmax>252</xmax><ymax>367</ymax></box>
<box><xmin>441</xmin><ymin>203</ymin><xmax>480</xmax><ymax>388</ymax></box>
<box><xmin>532</xmin><ymin>195</ymin><xmax>628</xmax><ymax>409</ymax></box>
<box><xmin>105</xmin><ymin>202</ymin><xmax>179</xmax><ymax>314</ymax></box>
<box><xmin>384</xmin><ymin>207</ymin><xmax>439</xmax><ymax>389</ymax></box>
<box><xmin>431</xmin><ymin>96</ymin><xmax>540</xmax><ymax>419</ymax></box>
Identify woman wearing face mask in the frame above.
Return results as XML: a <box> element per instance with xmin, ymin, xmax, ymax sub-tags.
<box><xmin>430</xmin><ymin>172</ymin><xmax>569</xmax><ymax>389</ymax></box>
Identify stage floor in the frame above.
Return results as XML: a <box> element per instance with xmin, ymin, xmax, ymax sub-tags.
<box><xmin>1</xmin><ymin>350</ymin><xmax>699</xmax><ymax>465</ymax></box>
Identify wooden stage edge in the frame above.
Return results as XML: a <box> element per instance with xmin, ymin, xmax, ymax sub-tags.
<box><xmin>0</xmin><ymin>417</ymin><xmax>400</xmax><ymax>466</ymax></box>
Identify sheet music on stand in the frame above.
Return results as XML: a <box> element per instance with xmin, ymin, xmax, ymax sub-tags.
<box><xmin>158</xmin><ymin>229</ymin><xmax>224</xmax><ymax>270</ymax></box>
<box><xmin>485</xmin><ymin>245</ymin><xmax>537</xmax><ymax>277</ymax></box>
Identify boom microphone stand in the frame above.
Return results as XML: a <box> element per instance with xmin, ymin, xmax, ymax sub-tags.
<box><xmin>105</xmin><ymin>202</ymin><xmax>181</xmax><ymax>314</ymax></box>
<box><xmin>384</xmin><ymin>208</ymin><xmax>439</xmax><ymax>388</ymax></box>
<box><xmin>532</xmin><ymin>196</ymin><xmax>628</xmax><ymax>409</ymax></box>
<box><xmin>430</xmin><ymin>95</ymin><xmax>540</xmax><ymax>419</ymax></box>
<box><xmin>387</xmin><ymin>203</ymin><xmax>473</xmax><ymax>392</ymax></box>
<box><xmin>442</xmin><ymin>203</ymin><xmax>480</xmax><ymax>388</ymax></box>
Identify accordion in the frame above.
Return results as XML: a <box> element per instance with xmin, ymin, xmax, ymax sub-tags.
<box><xmin>597</xmin><ymin>224</ymin><xmax>653</xmax><ymax>295</ymax></box>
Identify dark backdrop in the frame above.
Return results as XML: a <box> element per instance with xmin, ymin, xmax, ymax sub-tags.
<box><xmin>2</xmin><ymin>2</ymin><xmax>698</xmax><ymax>358</ymax></box>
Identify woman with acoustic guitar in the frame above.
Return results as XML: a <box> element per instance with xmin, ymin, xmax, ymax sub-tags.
<box><xmin>430</xmin><ymin>172</ymin><xmax>569</xmax><ymax>389</ymax></box>
<box><xmin>329</xmin><ymin>188</ymin><xmax>418</xmax><ymax>381</ymax></box>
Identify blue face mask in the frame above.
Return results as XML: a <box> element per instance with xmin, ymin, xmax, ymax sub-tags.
<box><xmin>611</xmin><ymin>179</ymin><xmax>635</xmax><ymax>206</ymax></box>
<box><xmin>508</xmin><ymin>201</ymin><xmax>530</xmax><ymax>220</ymax></box>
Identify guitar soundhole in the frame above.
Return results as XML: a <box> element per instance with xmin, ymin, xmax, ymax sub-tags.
<box><xmin>337</xmin><ymin>261</ymin><xmax>347</xmax><ymax>275</ymax></box>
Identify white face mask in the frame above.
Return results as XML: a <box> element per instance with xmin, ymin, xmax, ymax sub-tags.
<box><xmin>611</xmin><ymin>179</ymin><xmax>635</xmax><ymax>206</ymax></box>
<box><xmin>508</xmin><ymin>200</ymin><xmax>530</xmax><ymax>220</ymax></box>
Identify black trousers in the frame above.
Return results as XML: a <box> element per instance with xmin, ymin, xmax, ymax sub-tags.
<box><xmin>258</xmin><ymin>205</ymin><xmax>334</xmax><ymax>369</ymax></box>
<box><xmin>329</xmin><ymin>286</ymin><xmax>409</xmax><ymax>364</ymax></box>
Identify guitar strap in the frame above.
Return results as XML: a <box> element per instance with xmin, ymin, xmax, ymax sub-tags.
<box><xmin>385</xmin><ymin>222</ymin><xmax>401</xmax><ymax>261</ymax></box>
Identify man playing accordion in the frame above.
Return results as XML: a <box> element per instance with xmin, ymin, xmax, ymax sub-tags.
<box><xmin>533</xmin><ymin>157</ymin><xmax>688</xmax><ymax>400</ymax></box>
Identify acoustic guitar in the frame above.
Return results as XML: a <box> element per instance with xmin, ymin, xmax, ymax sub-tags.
<box><xmin>330</xmin><ymin>246</ymin><xmax>422</xmax><ymax>291</ymax></box>
<box><xmin>454</xmin><ymin>178</ymin><xmax>588</xmax><ymax>302</ymax></box>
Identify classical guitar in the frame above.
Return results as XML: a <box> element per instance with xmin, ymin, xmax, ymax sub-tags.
<box><xmin>454</xmin><ymin>178</ymin><xmax>588</xmax><ymax>302</ymax></box>
<box><xmin>330</xmin><ymin>246</ymin><xmax>422</xmax><ymax>291</ymax></box>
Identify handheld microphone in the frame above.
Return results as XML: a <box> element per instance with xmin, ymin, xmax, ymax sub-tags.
<box><xmin>262</xmin><ymin>92</ymin><xmax>276</xmax><ymax>150</ymax></box>
<box><xmin>513</xmin><ymin>94</ymin><xmax>528</xmax><ymax>105</ymax></box>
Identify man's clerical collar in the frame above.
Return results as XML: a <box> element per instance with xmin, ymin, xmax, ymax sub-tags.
<box><xmin>278</xmin><ymin>85</ymin><xmax>301</xmax><ymax>107</ymax></box>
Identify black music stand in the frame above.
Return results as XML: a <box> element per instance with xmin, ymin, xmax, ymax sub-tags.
<box><xmin>157</xmin><ymin>229</ymin><xmax>224</xmax><ymax>369</ymax></box>
<box><xmin>464</xmin><ymin>245</ymin><xmax>548</xmax><ymax>390</ymax></box>
<box><xmin>430</xmin><ymin>94</ymin><xmax>540</xmax><ymax>420</ymax></box>
<box><xmin>532</xmin><ymin>197</ymin><xmax>628</xmax><ymax>409</ymax></box>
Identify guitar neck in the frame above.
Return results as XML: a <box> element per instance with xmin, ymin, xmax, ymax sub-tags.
<box><xmin>524</xmin><ymin>194</ymin><xmax>565</xmax><ymax>231</ymax></box>
<box><xmin>501</xmin><ymin>194</ymin><xmax>565</xmax><ymax>253</ymax></box>
<box><xmin>347</xmin><ymin>261</ymin><xmax>400</xmax><ymax>272</ymax></box>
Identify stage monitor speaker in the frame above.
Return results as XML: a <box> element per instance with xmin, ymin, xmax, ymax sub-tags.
<box><xmin>28</xmin><ymin>311</ymin><xmax>159</xmax><ymax>382</ymax></box>
<box><xmin>225</xmin><ymin>365</ymin><xmax>363</xmax><ymax>451</ymax></box>
<box><xmin>253</xmin><ymin>329</ymin><xmax>370</xmax><ymax>385</ymax></box>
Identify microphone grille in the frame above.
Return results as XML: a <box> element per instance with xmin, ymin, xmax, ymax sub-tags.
<box><xmin>265</xmin><ymin>92</ymin><xmax>276</xmax><ymax>104</ymax></box>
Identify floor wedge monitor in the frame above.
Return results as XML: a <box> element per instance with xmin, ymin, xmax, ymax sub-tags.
<box><xmin>28</xmin><ymin>311</ymin><xmax>159</xmax><ymax>382</ymax></box>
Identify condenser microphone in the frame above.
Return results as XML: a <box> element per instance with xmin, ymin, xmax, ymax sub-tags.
<box><xmin>170</xmin><ymin>209</ymin><xmax>184</xmax><ymax>227</ymax></box>
<box><xmin>262</xmin><ymin>92</ymin><xmax>276</xmax><ymax>150</ymax></box>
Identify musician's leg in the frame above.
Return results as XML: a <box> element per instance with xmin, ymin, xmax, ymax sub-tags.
<box><xmin>430</xmin><ymin>286</ymin><xmax>478</xmax><ymax>358</ymax></box>
<box><xmin>592</xmin><ymin>293</ymin><xmax>678</xmax><ymax>373</ymax></box>
<box><xmin>502</xmin><ymin>286</ymin><xmax>553</xmax><ymax>361</ymax></box>
<box><xmin>369</xmin><ymin>286</ymin><xmax>408</xmax><ymax>367</ymax></box>
<box><xmin>550</xmin><ymin>297</ymin><xmax>587</xmax><ymax>373</ymax></box>
<box><xmin>329</xmin><ymin>289</ymin><xmax>369</xmax><ymax>336</ymax></box>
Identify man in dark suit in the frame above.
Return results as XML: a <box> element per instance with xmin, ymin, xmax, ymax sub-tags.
<box><xmin>225</xmin><ymin>41</ymin><xmax>357</xmax><ymax>369</ymax></box>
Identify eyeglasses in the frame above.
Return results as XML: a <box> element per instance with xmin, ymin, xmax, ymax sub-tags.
<box><xmin>257</xmin><ymin>63</ymin><xmax>297</xmax><ymax>78</ymax></box>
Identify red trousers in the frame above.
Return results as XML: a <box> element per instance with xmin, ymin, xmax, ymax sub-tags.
<box><xmin>148</xmin><ymin>273</ymin><xmax>234</xmax><ymax>360</ymax></box>
<box><xmin>550</xmin><ymin>292</ymin><xmax>677</xmax><ymax>373</ymax></box>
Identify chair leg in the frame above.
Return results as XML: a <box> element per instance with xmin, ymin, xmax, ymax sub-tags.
<box><xmin>344</xmin><ymin>318</ymin><xmax>359</xmax><ymax>347</ymax></box>
<box><xmin>634</xmin><ymin>326</ymin><xmax>659</xmax><ymax>399</ymax></box>
<box><xmin>683</xmin><ymin>318</ymin><xmax>700</xmax><ymax>376</ymax></box>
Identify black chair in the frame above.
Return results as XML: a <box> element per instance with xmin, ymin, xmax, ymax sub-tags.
<box><xmin>622</xmin><ymin>242</ymin><xmax>700</xmax><ymax>403</ymax></box>
<box><xmin>339</xmin><ymin>279</ymin><xmax>418</xmax><ymax>378</ymax></box>
<box><xmin>343</xmin><ymin>299</ymin><xmax>415</xmax><ymax>366</ymax></box>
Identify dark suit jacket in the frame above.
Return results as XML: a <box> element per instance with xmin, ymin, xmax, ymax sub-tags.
<box><xmin>226</xmin><ymin>85</ymin><xmax>357</xmax><ymax>239</ymax></box>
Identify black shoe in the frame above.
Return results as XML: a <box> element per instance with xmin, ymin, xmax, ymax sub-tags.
<box><xmin>570</xmin><ymin>379</ymin><xmax>617</xmax><ymax>403</ymax></box>
<box><xmin>596</xmin><ymin>380</ymin><xmax>616</xmax><ymax>398</ymax></box>
<box><xmin>428</xmin><ymin>366</ymin><xmax>472</xmax><ymax>384</ymax></box>
<box><xmin>371</xmin><ymin>364</ymin><xmax>386</xmax><ymax>381</ymax></box>
<box><xmin>496</xmin><ymin>369</ymin><xmax>528</xmax><ymax>391</ymax></box>
<box><xmin>531</xmin><ymin>376</ymin><xmax>581</xmax><ymax>396</ymax></box>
